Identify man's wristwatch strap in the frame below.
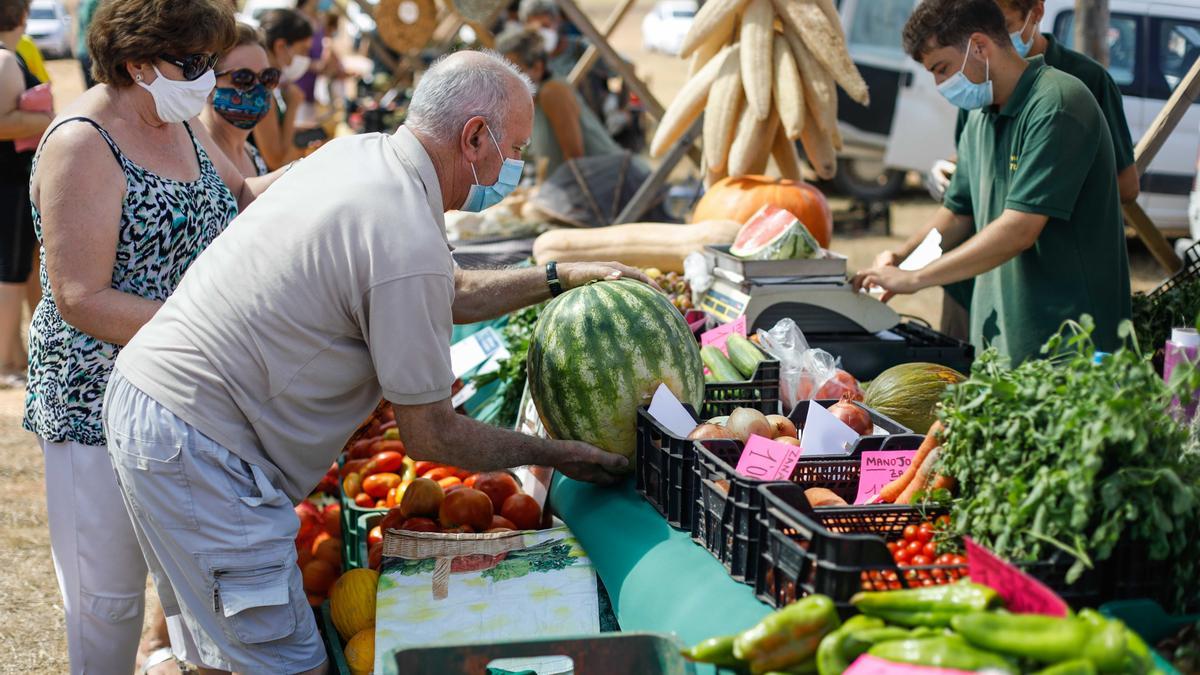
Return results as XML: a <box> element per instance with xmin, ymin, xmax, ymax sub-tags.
<box><xmin>546</xmin><ymin>261</ymin><xmax>564</xmax><ymax>297</ymax></box>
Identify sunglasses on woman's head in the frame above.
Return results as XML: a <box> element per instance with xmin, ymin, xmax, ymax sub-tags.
<box><xmin>216</xmin><ymin>67</ymin><xmax>282</xmax><ymax>90</ymax></box>
<box><xmin>159</xmin><ymin>53</ymin><xmax>219</xmax><ymax>81</ymax></box>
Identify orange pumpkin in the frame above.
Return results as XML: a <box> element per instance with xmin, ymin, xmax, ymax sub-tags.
<box><xmin>690</xmin><ymin>175</ymin><xmax>832</xmax><ymax>248</ymax></box>
<box><xmin>330</xmin><ymin>568</ymin><xmax>379</xmax><ymax>641</ymax></box>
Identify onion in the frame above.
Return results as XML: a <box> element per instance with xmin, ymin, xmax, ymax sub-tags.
<box><xmin>774</xmin><ymin>436</ymin><xmax>802</xmax><ymax>447</ymax></box>
<box><xmin>828</xmin><ymin>396</ymin><xmax>872</xmax><ymax>435</ymax></box>
<box><xmin>765</xmin><ymin>414</ymin><xmax>798</xmax><ymax>439</ymax></box>
<box><xmin>688</xmin><ymin>423</ymin><xmax>736</xmax><ymax>441</ymax></box>
<box><xmin>726</xmin><ymin>408</ymin><xmax>772</xmax><ymax>442</ymax></box>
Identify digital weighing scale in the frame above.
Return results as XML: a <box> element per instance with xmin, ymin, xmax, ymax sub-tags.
<box><xmin>699</xmin><ymin>246</ymin><xmax>973</xmax><ymax>380</ymax></box>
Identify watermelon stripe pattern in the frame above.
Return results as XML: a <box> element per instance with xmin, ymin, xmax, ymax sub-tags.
<box><xmin>527</xmin><ymin>279</ymin><xmax>705</xmax><ymax>460</ymax></box>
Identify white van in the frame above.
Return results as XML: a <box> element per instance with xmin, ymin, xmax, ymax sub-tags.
<box><xmin>833</xmin><ymin>0</ymin><xmax>1200</xmax><ymax>236</ymax></box>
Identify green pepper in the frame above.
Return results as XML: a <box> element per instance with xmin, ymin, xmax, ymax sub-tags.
<box><xmin>681</xmin><ymin>634</ymin><xmax>742</xmax><ymax>667</ymax></box>
<box><xmin>1033</xmin><ymin>658</ymin><xmax>1098</xmax><ymax>675</ymax></box>
<box><xmin>851</xmin><ymin>581</ymin><xmax>999</xmax><ymax>616</ymax></box>
<box><xmin>734</xmin><ymin>595</ymin><xmax>840</xmax><ymax>670</ymax></box>
<box><xmin>864</xmin><ymin>608</ymin><xmax>961</xmax><ymax>628</ymax></box>
<box><xmin>950</xmin><ymin>611</ymin><xmax>1091</xmax><ymax>663</ymax></box>
<box><xmin>1076</xmin><ymin>612</ymin><xmax>1128</xmax><ymax>673</ymax></box>
<box><xmin>868</xmin><ymin>635</ymin><xmax>1018</xmax><ymax>673</ymax></box>
<box><xmin>816</xmin><ymin>616</ymin><xmax>884</xmax><ymax>675</ymax></box>
<box><xmin>841</xmin><ymin>626</ymin><xmax>915</xmax><ymax>657</ymax></box>
<box><xmin>762</xmin><ymin>657</ymin><xmax>818</xmax><ymax>675</ymax></box>
<box><xmin>1121</xmin><ymin>625</ymin><xmax>1156</xmax><ymax>675</ymax></box>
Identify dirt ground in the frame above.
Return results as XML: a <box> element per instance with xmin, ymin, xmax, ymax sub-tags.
<box><xmin>0</xmin><ymin>12</ymin><xmax>1172</xmax><ymax>671</ymax></box>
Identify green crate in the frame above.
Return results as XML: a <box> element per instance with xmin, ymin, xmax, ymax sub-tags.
<box><xmin>318</xmin><ymin>601</ymin><xmax>352</xmax><ymax>675</ymax></box>
<box><xmin>390</xmin><ymin>632</ymin><xmax>695</xmax><ymax>674</ymax></box>
<box><xmin>1101</xmin><ymin>599</ymin><xmax>1199</xmax><ymax>675</ymax></box>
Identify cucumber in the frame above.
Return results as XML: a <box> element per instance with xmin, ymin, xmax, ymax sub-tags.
<box><xmin>701</xmin><ymin>345</ymin><xmax>744</xmax><ymax>382</ymax></box>
<box><xmin>726</xmin><ymin>334</ymin><xmax>766</xmax><ymax>379</ymax></box>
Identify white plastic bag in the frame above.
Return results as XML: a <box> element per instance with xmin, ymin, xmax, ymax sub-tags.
<box><xmin>756</xmin><ymin>318</ymin><xmax>862</xmax><ymax>412</ymax></box>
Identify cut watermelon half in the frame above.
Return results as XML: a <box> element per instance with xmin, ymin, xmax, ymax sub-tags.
<box><xmin>729</xmin><ymin>204</ymin><xmax>822</xmax><ymax>261</ymax></box>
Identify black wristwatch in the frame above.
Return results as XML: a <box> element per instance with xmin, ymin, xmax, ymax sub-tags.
<box><xmin>546</xmin><ymin>261</ymin><xmax>564</xmax><ymax>297</ymax></box>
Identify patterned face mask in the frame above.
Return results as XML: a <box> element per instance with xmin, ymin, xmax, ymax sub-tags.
<box><xmin>211</xmin><ymin>85</ymin><xmax>271</xmax><ymax>130</ymax></box>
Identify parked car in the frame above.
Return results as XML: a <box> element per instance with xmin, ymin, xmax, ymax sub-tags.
<box><xmin>642</xmin><ymin>0</ymin><xmax>696</xmax><ymax>56</ymax></box>
<box><xmin>829</xmin><ymin>0</ymin><xmax>1200</xmax><ymax>236</ymax></box>
<box><xmin>25</xmin><ymin>0</ymin><xmax>70</xmax><ymax>59</ymax></box>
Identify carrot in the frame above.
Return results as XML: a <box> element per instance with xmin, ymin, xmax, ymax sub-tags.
<box><xmin>878</xmin><ymin>421</ymin><xmax>942</xmax><ymax>503</ymax></box>
<box><xmin>897</xmin><ymin>447</ymin><xmax>940</xmax><ymax>504</ymax></box>
<box><xmin>929</xmin><ymin>473</ymin><xmax>957</xmax><ymax>493</ymax></box>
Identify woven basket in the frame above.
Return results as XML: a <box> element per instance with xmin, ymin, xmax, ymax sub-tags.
<box><xmin>383</xmin><ymin>529</ymin><xmax>533</xmax><ymax>599</ymax></box>
<box><xmin>376</xmin><ymin>0</ymin><xmax>438</xmax><ymax>53</ymax></box>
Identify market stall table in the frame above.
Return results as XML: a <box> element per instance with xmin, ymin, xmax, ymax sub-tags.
<box><xmin>551</xmin><ymin>474</ymin><xmax>771</xmax><ymax>669</ymax></box>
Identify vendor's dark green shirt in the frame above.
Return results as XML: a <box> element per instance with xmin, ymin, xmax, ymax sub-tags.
<box><xmin>943</xmin><ymin>57</ymin><xmax>1131</xmax><ymax>364</ymax></box>
<box><xmin>955</xmin><ymin>34</ymin><xmax>1135</xmax><ymax>170</ymax></box>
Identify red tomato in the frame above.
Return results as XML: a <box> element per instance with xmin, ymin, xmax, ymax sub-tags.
<box><xmin>437</xmin><ymin>476</ymin><xmax>462</xmax><ymax>490</ymax></box>
<box><xmin>886</xmin><ymin>541</ymin><xmax>899</xmax><ymax>554</ymax></box>
<box><xmin>922</xmin><ymin>542</ymin><xmax>938</xmax><ymax>559</ymax></box>
<box><xmin>368</xmin><ymin>525</ymin><xmax>383</xmax><ymax>546</ymax></box>
<box><xmin>342</xmin><ymin>473</ymin><xmax>363</xmax><ymax>498</ymax></box>
<box><xmin>910</xmin><ymin>554</ymin><xmax>931</xmax><ymax>566</ymax></box>
<box><xmin>368</xmin><ymin>542</ymin><xmax>383</xmax><ymax>570</ymax></box>
<box><xmin>439</xmin><ymin>488</ymin><xmax>494</xmax><ymax>531</ymax></box>
<box><xmin>379</xmin><ymin>507</ymin><xmax>406</xmax><ymax>532</ymax></box>
<box><xmin>362</xmin><ymin>472</ymin><xmax>402</xmax><ymax>499</ymax></box>
<box><xmin>917</xmin><ymin>524</ymin><xmax>935</xmax><ymax>543</ymax></box>
<box><xmin>935</xmin><ymin>515</ymin><xmax>952</xmax><ymax>528</ymax></box>
<box><xmin>894</xmin><ymin>547</ymin><xmax>911</xmax><ymax>564</ymax></box>
<box><xmin>951</xmin><ymin>554</ymin><xmax>968</xmax><ymax>566</ymax></box>
<box><xmin>500</xmin><ymin>494</ymin><xmax>542</xmax><ymax>530</ymax></box>
<box><xmin>931</xmin><ymin>568</ymin><xmax>946</xmax><ymax>581</ymax></box>
<box><xmin>936</xmin><ymin>553</ymin><xmax>956</xmax><ymax>566</ymax></box>
<box><xmin>339</xmin><ymin>459</ymin><xmax>368</xmax><ymax>479</ymax></box>
<box><xmin>424</xmin><ymin>467</ymin><xmax>457</xmax><ymax>482</ymax></box>
<box><xmin>413</xmin><ymin>461</ymin><xmax>441</xmax><ymax>477</ymax></box>
<box><xmin>906</xmin><ymin>540</ymin><xmax>922</xmax><ymax>555</ymax></box>
<box><xmin>365</xmin><ymin>450</ymin><xmax>405</xmax><ymax>476</ymax></box>
<box><xmin>400</xmin><ymin>517</ymin><xmax>439</xmax><ymax>532</ymax></box>
<box><xmin>902</xmin><ymin>525</ymin><xmax>919</xmax><ymax>541</ymax></box>
<box><xmin>922</xmin><ymin>579</ymin><xmax>936</xmax><ymax>586</ymax></box>
<box><xmin>353</xmin><ymin>492</ymin><xmax>373</xmax><ymax>508</ymax></box>
<box><xmin>464</xmin><ymin>474</ymin><xmax>479</xmax><ymax>488</ymax></box>
<box><xmin>474</xmin><ymin>472</ymin><xmax>521</xmax><ymax>513</ymax></box>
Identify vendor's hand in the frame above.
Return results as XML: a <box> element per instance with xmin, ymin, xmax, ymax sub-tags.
<box><xmin>561</xmin><ymin>261</ymin><xmax>659</xmax><ymax>291</ymax></box>
<box><xmin>551</xmin><ymin>440</ymin><xmax>628</xmax><ymax>486</ymax></box>
<box><xmin>851</xmin><ymin>266</ymin><xmax>926</xmax><ymax>302</ymax></box>
<box><xmin>872</xmin><ymin>250</ymin><xmax>902</xmax><ymax>270</ymax></box>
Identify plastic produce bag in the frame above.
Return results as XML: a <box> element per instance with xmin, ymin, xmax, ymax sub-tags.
<box><xmin>683</xmin><ymin>251</ymin><xmax>714</xmax><ymax>306</ymax></box>
<box><xmin>756</xmin><ymin>318</ymin><xmax>863</xmax><ymax>412</ymax></box>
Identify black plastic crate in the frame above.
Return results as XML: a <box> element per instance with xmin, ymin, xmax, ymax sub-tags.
<box><xmin>1146</xmin><ymin>241</ymin><xmax>1200</xmax><ymax>301</ymax></box>
<box><xmin>690</xmin><ymin>400</ymin><xmax>917</xmax><ymax>585</ymax></box>
<box><xmin>702</xmin><ymin>356</ymin><xmax>782</xmax><ymax>417</ymax></box>
<box><xmin>634</xmin><ymin>356</ymin><xmax>781</xmax><ymax>530</ymax></box>
<box><xmin>807</xmin><ymin>320</ymin><xmax>975</xmax><ymax>381</ymax></box>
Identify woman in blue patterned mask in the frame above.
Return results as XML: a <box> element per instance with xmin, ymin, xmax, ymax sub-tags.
<box><xmin>200</xmin><ymin>23</ymin><xmax>278</xmax><ymax>177</ymax></box>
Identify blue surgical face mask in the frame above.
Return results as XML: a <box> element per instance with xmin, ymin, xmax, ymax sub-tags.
<box><xmin>1011</xmin><ymin>13</ymin><xmax>1035</xmax><ymax>58</ymax></box>
<box><xmin>461</xmin><ymin>125</ymin><xmax>524</xmax><ymax>212</ymax></box>
<box><xmin>937</xmin><ymin>44</ymin><xmax>993</xmax><ymax>110</ymax></box>
<box><xmin>212</xmin><ymin>84</ymin><xmax>271</xmax><ymax>130</ymax></box>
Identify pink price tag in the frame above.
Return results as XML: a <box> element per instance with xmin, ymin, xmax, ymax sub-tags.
<box><xmin>966</xmin><ymin>537</ymin><xmax>1069</xmax><ymax>617</ymax></box>
<box><xmin>735</xmin><ymin>434</ymin><xmax>802</xmax><ymax>481</ymax></box>
<box><xmin>853</xmin><ymin>450</ymin><xmax>917</xmax><ymax>505</ymax></box>
<box><xmin>845</xmin><ymin>655</ymin><xmax>978</xmax><ymax>675</ymax></box>
<box><xmin>700</xmin><ymin>315</ymin><xmax>747</xmax><ymax>356</ymax></box>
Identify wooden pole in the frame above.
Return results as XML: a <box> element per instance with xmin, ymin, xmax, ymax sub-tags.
<box><xmin>1073</xmin><ymin>0</ymin><xmax>1109</xmax><ymax>66</ymax></box>
<box><xmin>566</xmin><ymin>0</ymin><xmax>639</xmax><ymax>87</ymax></box>
<box><xmin>1124</xmin><ymin>202</ymin><xmax>1182</xmax><ymax>274</ymax></box>
<box><xmin>615</xmin><ymin>118</ymin><xmax>701</xmax><ymax>224</ymax></box>
<box><xmin>1134</xmin><ymin>56</ymin><xmax>1200</xmax><ymax>176</ymax></box>
<box><xmin>555</xmin><ymin>0</ymin><xmax>703</xmax><ymax>166</ymax></box>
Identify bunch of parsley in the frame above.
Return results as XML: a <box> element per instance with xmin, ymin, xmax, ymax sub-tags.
<box><xmin>938</xmin><ymin>317</ymin><xmax>1200</xmax><ymax>612</ymax></box>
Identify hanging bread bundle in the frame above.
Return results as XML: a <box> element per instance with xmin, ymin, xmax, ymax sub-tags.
<box><xmin>649</xmin><ymin>0</ymin><xmax>870</xmax><ymax>185</ymax></box>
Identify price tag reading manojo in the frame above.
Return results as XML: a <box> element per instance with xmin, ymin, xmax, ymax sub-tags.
<box><xmin>966</xmin><ymin>537</ymin><xmax>1068</xmax><ymax>617</ymax></box>
<box><xmin>853</xmin><ymin>450</ymin><xmax>917</xmax><ymax>505</ymax></box>
<box><xmin>735</xmin><ymin>434</ymin><xmax>802</xmax><ymax>481</ymax></box>
<box><xmin>700</xmin><ymin>315</ymin><xmax>747</xmax><ymax>356</ymax></box>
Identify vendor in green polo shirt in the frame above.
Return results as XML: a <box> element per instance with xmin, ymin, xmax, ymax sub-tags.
<box><xmin>852</xmin><ymin>0</ymin><xmax>1131</xmax><ymax>364</ymax></box>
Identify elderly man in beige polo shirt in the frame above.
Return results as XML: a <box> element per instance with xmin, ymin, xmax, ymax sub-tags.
<box><xmin>101</xmin><ymin>50</ymin><xmax>641</xmax><ymax>674</ymax></box>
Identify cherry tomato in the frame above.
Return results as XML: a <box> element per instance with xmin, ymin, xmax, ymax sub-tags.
<box><xmin>904</xmin><ymin>569</ymin><xmax>920</xmax><ymax>581</ymax></box>
<box><xmin>922</xmin><ymin>579</ymin><xmax>936</xmax><ymax>586</ymax></box>
<box><xmin>936</xmin><ymin>553</ymin><xmax>955</xmax><ymax>566</ymax></box>
<box><xmin>910</xmin><ymin>554</ymin><xmax>931</xmax><ymax>567</ymax></box>
<box><xmin>923</xmin><ymin>542</ymin><xmax>938</xmax><ymax>559</ymax></box>
<box><xmin>917</xmin><ymin>524</ymin><xmax>935</xmax><ymax>543</ymax></box>
<box><xmin>906</xmin><ymin>540</ymin><xmax>922</xmax><ymax>555</ymax></box>
<box><xmin>931</xmin><ymin>568</ymin><xmax>946</xmax><ymax>581</ymax></box>
<box><xmin>888</xmin><ymin>580</ymin><xmax>903</xmax><ymax>590</ymax></box>
<box><xmin>935</xmin><ymin>515</ymin><xmax>951</xmax><ymax>528</ymax></box>
<box><xmin>951</xmin><ymin>555</ymin><xmax>968</xmax><ymax>566</ymax></box>
<box><xmin>894</xmin><ymin>547</ymin><xmax>911</xmax><ymax>564</ymax></box>
<box><xmin>861</xmin><ymin>581</ymin><xmax>873</xmax><ymax>591</ymax></box>
<box><xmin>883</xmin><ymin>570</ymin><xmax>899</xmax><ymax>582</ymax></box>
<box><xmin>886</xmin><ymin>541</ymin><xmax>899</xmax><ymax>554</ymax></box>
<box><xmin>903</xmin><ymin>525</ymin><xmax>919</xmax><ymax>541</ymax></box>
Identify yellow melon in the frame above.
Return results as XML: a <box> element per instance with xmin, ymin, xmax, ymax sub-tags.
<box><xmin>330</xmin><ymin>568</ymin><xmax>379</xmax><ymax>641</ymax></box>
<box><xmin>344</xmin><ymin>627</ymin><xmax>375</xmax><ymax>675</ymax></box>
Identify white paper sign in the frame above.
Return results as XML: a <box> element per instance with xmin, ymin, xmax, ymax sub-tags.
<box><xmin>647</xmin><ymin>384</ymin><xmax>698</xmax><ymax>438</ymax></box>
<box><xmin>799</xmin><ymin>402</ymin><xmax>861</xmax><ymax>456</ymax></box>
<box><xmin>899</xmin><ymin>229</ymin><xmax>944</xmax><ymax>272</ymax></box>
<box><xmin>450</xmin><ymin>327</ymin><xmax>507</xmax><ymax>378</ymax></box>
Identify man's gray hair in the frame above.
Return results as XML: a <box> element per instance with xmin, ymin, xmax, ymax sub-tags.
<box><xmin>518</xmin><ymin>0</ymin><xmax>560</xmax><ymax>23</ymax></box>
<box><xmin>406</xmin><ymin>50</ymin><xmax>536</xmax><ymax>144</ymax></box>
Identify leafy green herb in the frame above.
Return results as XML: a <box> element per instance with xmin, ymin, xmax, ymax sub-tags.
<box><xmin>938</xmin><ymin>316</ymin><xmax>1200</xmax><ymax>612</ymax></box>
<box><xmin>469</xmin><ymin>303</ymin><xmax>545</xmax><ymax>428</ymax></box>
<box><xmin>1132</xmin><ymin>275</ymin><xmax>1200</xmax><ymax>352</ymax></box>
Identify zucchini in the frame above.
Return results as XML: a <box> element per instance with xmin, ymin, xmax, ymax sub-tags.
<box><xmin>701</xmin><ymin>345</ymin><xmax>744</xmax><ymax>382</ymax></box>
<box><xmin>726</xmin><ymin>334</ymin><xmax>766</xmax><ymax>379</ymax></box>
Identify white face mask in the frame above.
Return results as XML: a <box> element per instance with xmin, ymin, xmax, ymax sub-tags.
<box><xmin>282</xmin><ymin>54</ymin><xmax>311</xmax><ymax>83</ymax></box>
<box><xmin>537</xmin><ymin>27</ymin><xmax>559</xmax><ymax>53</ymax></box>
<box><xmin>137</xmin><ymin>65</ymin><xmax>215</xmax><ymax>123</ymax></box>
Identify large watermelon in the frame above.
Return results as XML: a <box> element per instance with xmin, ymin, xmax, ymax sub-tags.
<box><xmin>729</xmin><ymin>205</ymin><xmax>821</xmax><ymax>261</ymax></box>
<box><xmin>526</xmin><ymin>278</ymin><xmax>704</xmax><ymax>462</ymax></box>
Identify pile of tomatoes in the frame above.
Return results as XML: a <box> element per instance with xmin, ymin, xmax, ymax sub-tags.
<box><xmin>860</xmin><ymin>516</ymin><xmax>969</xmax><ymax>591</ymax></box>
